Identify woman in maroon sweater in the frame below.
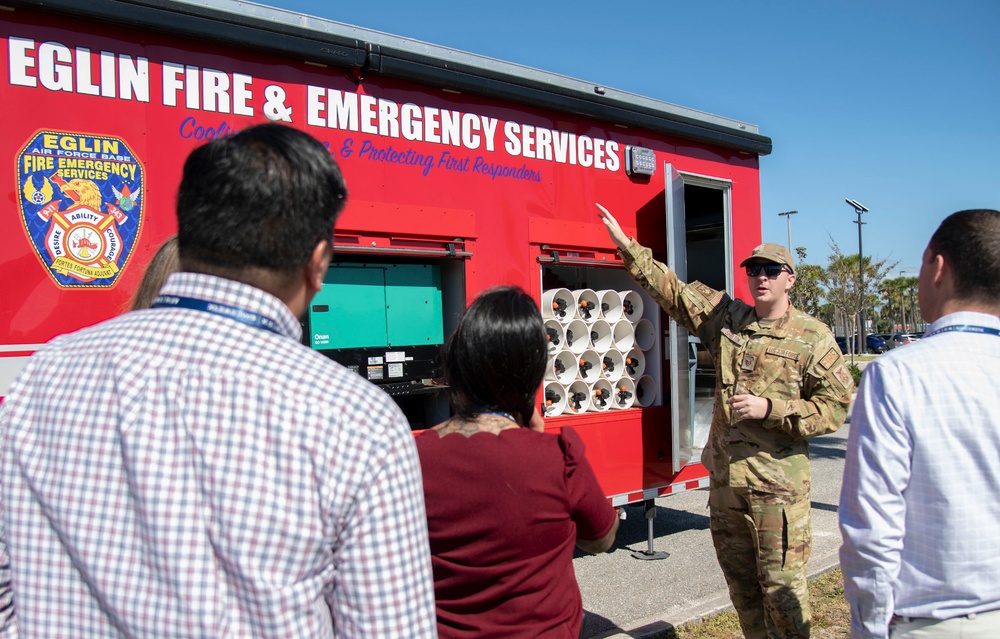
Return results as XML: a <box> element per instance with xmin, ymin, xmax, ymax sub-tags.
<box><xmin>416</xmin><ymin>286</ymin><xmax>619</xmax><ymax>638</ymax></box>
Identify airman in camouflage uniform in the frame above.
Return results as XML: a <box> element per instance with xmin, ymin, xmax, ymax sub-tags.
<box><xmin>597</xmin><ymin>204</ymin><xmax>853</xmax><ymax>639</ymax></box>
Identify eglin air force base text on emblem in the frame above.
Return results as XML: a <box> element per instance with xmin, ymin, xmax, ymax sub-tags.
<box><xmin>18</xmin><ymin>130</ymin><xmax>144</xmax><ymax>288</ymax></box>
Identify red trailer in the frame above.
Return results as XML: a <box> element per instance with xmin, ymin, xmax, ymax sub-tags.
<box><xmin>1</xmin><ymin>0</ymin><xmax>771</xmax><ymax>547</ymax></box>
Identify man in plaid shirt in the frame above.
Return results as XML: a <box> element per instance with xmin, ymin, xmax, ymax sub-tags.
<box><xmin>0</xmin><ymin>124</ymin><xmax>437</xmax><ymax>638</ymax></box>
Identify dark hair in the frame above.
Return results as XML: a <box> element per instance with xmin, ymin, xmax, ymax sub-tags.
<box><xmin>443</xmin><ymin>286</ymin><xmax>548</xmax><ymax>424</ymax></box>
<box><xmin>176</xmin><ymin>123</ymin><xmax>347</xmax><ymax>275</ymax></box>
<box><xmin>130</xmin><ymin>235</ymin><xmax>179</xmax><ymax>311</ymax></box>
<box><xmin>928</xmin><ymin>209</ymin><xmax>1000</xmax><ymax>305</ymax></box>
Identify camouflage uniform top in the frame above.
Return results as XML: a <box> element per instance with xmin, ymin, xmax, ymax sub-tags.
<box><xmin>621</xmin><ymin>240</ymin><xmax>853</xmax><ymax>495</ymax></box>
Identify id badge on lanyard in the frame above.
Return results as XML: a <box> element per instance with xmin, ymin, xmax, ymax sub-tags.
<box><xmin>151</xmin><ymin>295</ymin><xmax>284</xmax><ymax>336</ymax></box>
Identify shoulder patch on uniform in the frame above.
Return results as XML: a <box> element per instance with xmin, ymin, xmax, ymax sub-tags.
<box><xmin>832</xmin><ymin>363</ymin><xmax>854</xmax><ymax>391</ymax></box>
<box><xmin>690</xmin><ymin>282</ymin><xmax>724</xmax><ymax>306</ymax></box>
<box><xmin>818</xmin><ymin>348</ymin><xmax>840</xmax><ymax>370</ymax></box>
<box><xmin>765</xmin><ymin>346</ymin><xmax>800</xmax><ymax>361</ymax></box>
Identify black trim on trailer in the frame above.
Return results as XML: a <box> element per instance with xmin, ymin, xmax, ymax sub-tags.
<box><xmin>3</xmin><ymin>0</ymin><xmax>772</xmax><ymax>155</ymax></box>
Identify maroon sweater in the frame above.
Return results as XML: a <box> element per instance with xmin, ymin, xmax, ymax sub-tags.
<box><xmin>416</xmin><ymin>426</ymin><xmax>615</xmax><ymax>638</ymax></box>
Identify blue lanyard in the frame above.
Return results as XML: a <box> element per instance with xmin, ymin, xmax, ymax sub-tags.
<box><xmin>151</xmin><ymin>295</ymin><xmax>285</xmax><ymax>336</ymax></box>
<box><xmin>927</xmin><ymin>324</ymin><xmax>1000</xmax><ymax>337</ymax></box>
<box><xmin>470</xmin><ymin>406</ymin><xmax>517</xmax><ymax>423</ymax></box>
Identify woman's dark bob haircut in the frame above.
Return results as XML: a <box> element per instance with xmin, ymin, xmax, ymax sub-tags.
<box><xmin>443</xmin><ymin>286</ymin><xmax>548</xmax><ymax>424</ymax></box>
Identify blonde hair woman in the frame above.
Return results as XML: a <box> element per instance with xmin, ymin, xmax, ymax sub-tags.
<box><xmin>129</xmin><ymin>235</ymin><xmax>179</xmax><ymax>310</ymax></box>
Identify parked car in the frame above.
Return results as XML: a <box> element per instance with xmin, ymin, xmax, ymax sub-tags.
<box><xmin>891</xmin><ymin>333</ymin><xmax>920</xmax><ymax>346</ymax></box>
<box><xmin>875</xmin><ymin>333</ymin><xmax>900</xmax><ymax>350</ymax></box>
<box><xmin>854</xmin><ymin>334</ymin><xmax>888</xmax><ymax>354</ymax></box>
<box><xmin>834</xmin><ymin>334</ymin><xmax>887</xmax><ymax>354</ymax></box>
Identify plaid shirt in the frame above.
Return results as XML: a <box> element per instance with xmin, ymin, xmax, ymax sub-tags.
<box><xmin>0</xmin><ymin>272</ymin><xmax>436</xmax><ymax>638</ymax></box>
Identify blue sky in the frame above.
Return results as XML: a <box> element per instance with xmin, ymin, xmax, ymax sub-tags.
<box><xmin>266</xmin><ymin>0</ymin><xmax>998</xmax><ymax>277</ymax></box>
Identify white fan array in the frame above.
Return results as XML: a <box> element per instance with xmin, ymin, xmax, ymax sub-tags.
<box><xmin>541</xmin><ymin>288</ymin><xmax>657</xmax><ymax>416</ymax></box>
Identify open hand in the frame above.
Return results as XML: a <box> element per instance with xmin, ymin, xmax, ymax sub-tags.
<box><xmin>596</xmin><ymin>203</ymin><xmax>631</xmax><ymax>251</ymax></box>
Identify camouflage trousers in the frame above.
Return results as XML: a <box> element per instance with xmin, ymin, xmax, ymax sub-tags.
<box><xmin>709</xmin><ymin>486</ymin><xmax>812</xmax><ymax>639</ymax></box>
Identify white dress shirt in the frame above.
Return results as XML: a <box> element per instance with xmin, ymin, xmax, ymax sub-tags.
<box><xmin>0</xmin><ymin>272</ymin><xmax>437</xmax><ymax>638</ymax></box>
<box><xmin>839</xmin><ymin>311</ymin><xmax>1000</xmax><ymax>638</ymax></box>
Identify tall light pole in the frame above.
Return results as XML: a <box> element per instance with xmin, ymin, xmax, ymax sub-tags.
<box><xmin>900</xmin><ymin>271</ymin><xmax>908</xmax><ymax>332</ymax></box>
<box><xmin>777</xmin><ymin>210</ymin><xmax>798</xmax><ymax>255</ymax></box>
<box><xmin>846</xmin><ymin>199</ymin><xmax>870</xmax><ymax>353</ymax></box>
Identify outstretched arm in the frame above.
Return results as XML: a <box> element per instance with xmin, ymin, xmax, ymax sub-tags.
<box><xmin>596</xmin><ymin>203</ymin><xmax>631</xmax><ymax>252</ymax></box>
<box><xmin>598</xmin><ymin>202</ymin><xmax>724</xmax><ymax>338</ymax></box>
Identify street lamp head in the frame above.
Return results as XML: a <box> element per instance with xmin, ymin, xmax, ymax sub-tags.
<box><xmin>776</xmin><ymin>210</ymin><xmax>799</xmax><ymax>254</ymax></box>
<box><xmin>845</xmin><ymin>198</ymin><xmax>869</xmax><ymax>213</ymax></box>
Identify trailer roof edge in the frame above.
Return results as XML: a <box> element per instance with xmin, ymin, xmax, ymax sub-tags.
<box><xmin>4</xmin><ymin>0</ymin><xmax>772</xmax><ymax>155</ymax></box>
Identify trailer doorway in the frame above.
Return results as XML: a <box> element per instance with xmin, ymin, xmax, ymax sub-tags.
<box><xmin>665</xmin><ymin>167</ymin><xmax>732</xmax><ymax>470</ymax></box>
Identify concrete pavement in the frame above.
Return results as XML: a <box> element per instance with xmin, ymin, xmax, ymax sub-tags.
<box><xmin>574</xmin><ymin>422</ymin><xmax>852</xmax><ymax>638</ymax></box>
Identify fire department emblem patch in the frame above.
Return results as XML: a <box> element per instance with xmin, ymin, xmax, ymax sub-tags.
<box><xmin>17</xmin><ymin>130</ymin><xmax>144</xmax><ymax>288</ymax></box>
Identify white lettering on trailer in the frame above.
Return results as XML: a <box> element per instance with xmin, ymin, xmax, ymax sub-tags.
<box><xmin>378</xmin><ymin>99</ymin><xmax>400</xmax><ymax>138</ymax></box>
<box><xmin>162</xmin><ymin>62</ymin><xmax>184</xmax><ymax>106</ymax></box>
<box><xmin>423</xmin><ymin>106</ymin><xmax>441</xmax><ymax>144</ymax></box>
<box><xmin>579</xmin><ymin>135</ymin><xmax>593</xmax><ymax>168</ymax></box>
<box><xmin>307</xmin><ymin>85</ymin><xmax>621</xmax><ymax>171</ymax></box>
<box><xmin>7</xmin><ymin>34</ymin><xmax>622</xmax><ymax>173</ymax></box>
<box><xmin>162</xmin><ymin>62</ymin><xmax>253</xmax><ymax>115</ymax></box>
<box><xmin>184</xmin><ymin>65</ymin><xmax>198</xmax><ymax>109</ymax></box>
<box><xmin>480</xmin><ymin>116</ymin><xmax>498</xmax><ymax>151</ymax></box>
<box><xmin>400</xmin><ymin>103</ymin><xmax>420</xmax><ymax>140</ymax></box>
<box><xmin>7</xmin><ymin>37</ymin><xmax>35</xmax><ymax>87</ymax></box>
<box><xmin>232</xmin><ymin>74</ymin><xmax>253</xmax><ymax>116</ymax></box>
<box><xmin>8</xmin><ymin>37</ymin><xmax>148</xmax><ymax>102</ymax></box>
<box><xmin>38</xmin><ymin>42</ymin><xmax>72</xmax><ymax>92</ymax></box>
<box><xmin>440</xmin><ymin>109</ymin><xmax>459</xmax><ymax>147</ymax></box>
<box><xmin>360</xmin><ymin>94</ymin><xmax>378</xmax><ymax>134</ymax></box>
<box><xmin>461</xmin><ymin>113</ymin><xmax>481</xmax><ymax>149</ymax></box>
<box><xmin>74</xmin><ymin>48</ymin><xmax>104</xmax><ymax>97</ymax></box>
<box><xmin>553</xmin><ymin>131</ymin><xmax>575</xmax><ymax>164</ymax></box>
<box><xmin>503</xmin><ymin>123</ymin><xmax>619</xmax><ymax>171</ymax></box>
<box><xmin>201</xmin><ymin>68</ymin><xmax>229</xmax><ymax>112</ymax></box>
<box><xmin>306</xmin><ymin>87</ymin><xmax>502</xmax><ymax>153</ymax></box>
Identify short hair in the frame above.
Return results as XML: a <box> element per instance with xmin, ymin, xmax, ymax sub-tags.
<box><xmin>928</xmin><ymin>209</ymin><xmax>1000</xmax><ymax>305</ymax></box>
<box><xmin>130</xmin><ymin>235</ymin><xmax>179</xmax><ymax>311</ymax></box>
<box><xmin>443</xmin><ymin>286</ymin><xmax>548</xmax><ymax>424</ymax></box>
<box><xmin>176</xmin><ymin>123</ymin><xmax>347</xmax><ymax>274</ymax></box>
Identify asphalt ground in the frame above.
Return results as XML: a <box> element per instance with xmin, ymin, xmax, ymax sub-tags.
<box><xmin>573</xmin><ymin>418</ymin><xmax>852</xmax><ymax>638</ymax></box>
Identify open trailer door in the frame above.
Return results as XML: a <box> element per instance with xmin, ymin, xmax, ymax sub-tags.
<box><xmin>665</xmin><ymin>163</ymin><xmax>736</xmax><ymax>472</ymax></box>
<box><xmin>664</xmin><ymin>163</ymin><xmax>692</xmax><ymax>474</ymax></box>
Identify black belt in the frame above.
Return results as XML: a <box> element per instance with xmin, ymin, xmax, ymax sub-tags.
<box><xmin>893</xmin><ymin>610</ymin><xmax>995</xmax><ymax>624</ymax></box>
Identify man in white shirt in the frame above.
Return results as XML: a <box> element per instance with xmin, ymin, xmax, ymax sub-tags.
<box><xmin>839</xmin><ymin>209</ymin><xmax>1000</xmax><ymax>639</ymax></box>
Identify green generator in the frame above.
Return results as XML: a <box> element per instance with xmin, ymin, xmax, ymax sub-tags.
<box><xmin>306</xmin><ymin>262</ymin><xmax>445</xmax><ymax>392</ymax></box>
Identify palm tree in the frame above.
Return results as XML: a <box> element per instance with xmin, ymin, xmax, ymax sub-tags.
<box><xmin>823</xmin><ymin>239</ymin><xmax>896</xmax><ymax>362</ymax></box>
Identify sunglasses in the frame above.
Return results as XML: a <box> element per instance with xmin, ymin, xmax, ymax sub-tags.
<box><xmin>745</xmin><ymin>264</ymin><xmax>789</xmax><ymax>278</ymax></box>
